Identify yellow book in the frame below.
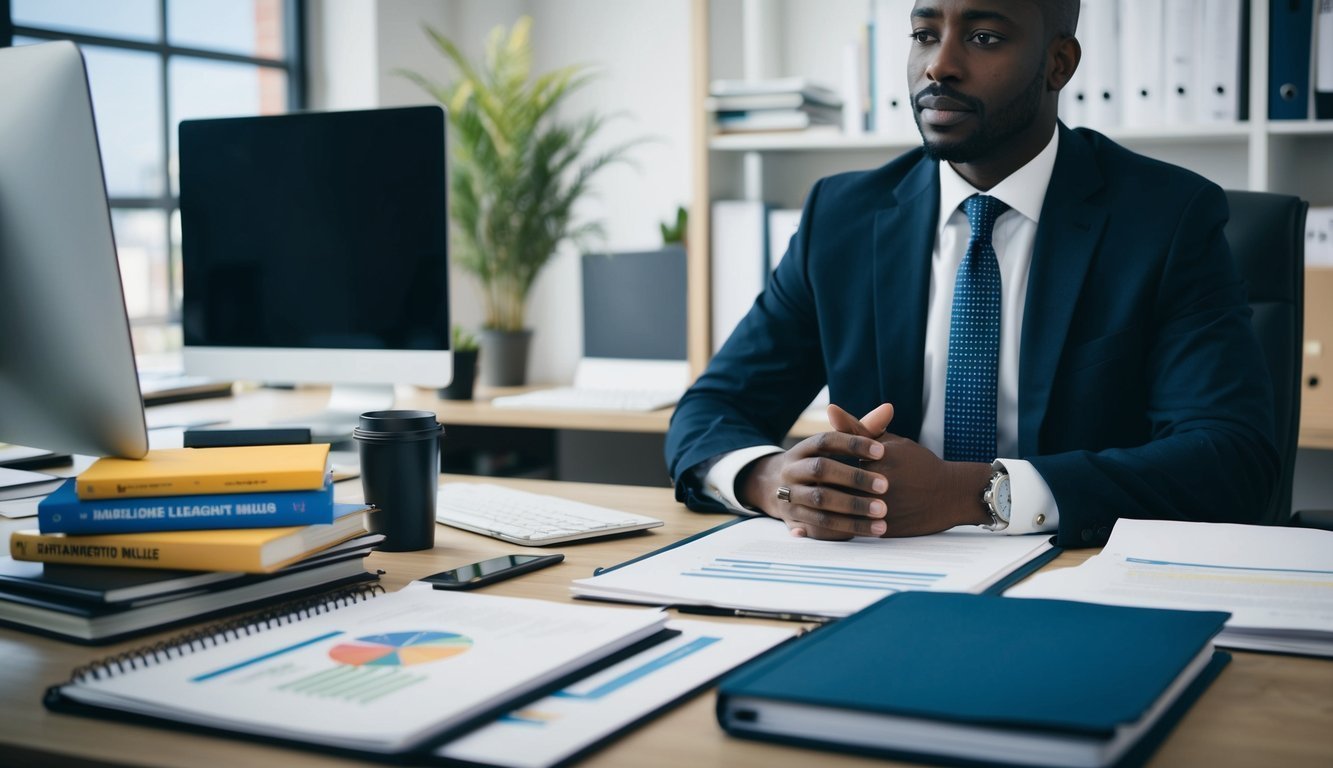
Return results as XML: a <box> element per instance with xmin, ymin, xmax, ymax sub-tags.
<box><xmin>77</xmin><ymin>444</ymin><xmax>331</xmax><ymax>500</ymax></box>
<box><xmin>9</xmin><ymin>504</ymin><xmax>368</xmax><ymax>573</ymax></box>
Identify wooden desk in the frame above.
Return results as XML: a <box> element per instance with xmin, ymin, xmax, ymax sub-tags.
<box><xmin>1</xmin><ymin>473</ymin><xmax>1331</xmax><ymax>767</ymax></box>
<box><xmin>141</xmin><ymin>384</ymin><xmax>831</xmax><ymax>438</ymax></box>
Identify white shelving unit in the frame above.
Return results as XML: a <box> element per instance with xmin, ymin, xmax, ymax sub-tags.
<box><xmin>685</xmin><ymin>0</ymin><xmax>1333</xmax><ymax>444</ymax></box>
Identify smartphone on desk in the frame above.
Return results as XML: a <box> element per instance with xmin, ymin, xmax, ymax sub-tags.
<box><xmin>423</xmin><ymin>553</ymin><xmax>565</xmax><ymax>590</ymax></box>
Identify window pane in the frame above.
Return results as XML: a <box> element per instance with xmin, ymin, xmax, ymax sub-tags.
<box><xmin>168</xmin><ymin>58</ymin><xmax>288</xmax><ymax>192</ymax></box>
<box><xmin>12</xmin><ymin>0</ymin><xmax>159</xmax><ymax>42</ymax></box>
<box><xmin>167</xmin><ymin>0</ymin><xmax>286</xmax><ymax>58</ymax></box>
<box><xmin>112</xmin><ymin>209</ymin><xmax>170</xmax><ymax>320</ymax></box>
<box><xmin>83</xmin><ymin>46</ymin><xmax>165</xmax><ymax>198</ymax></box>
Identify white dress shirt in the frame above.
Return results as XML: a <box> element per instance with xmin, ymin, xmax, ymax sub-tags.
<box><xmin>702</xmin><ymin>130</ymin><xmax>1062</xmax><ymax>535</ymax></box>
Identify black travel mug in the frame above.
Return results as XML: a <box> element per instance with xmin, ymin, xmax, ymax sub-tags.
<box><xmin>353</xmin><ymin>410</ymin><xmax>443</xmax><ymax>552</ymax></box>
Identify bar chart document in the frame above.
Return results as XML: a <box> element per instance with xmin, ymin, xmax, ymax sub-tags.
<box><xmin>572</xmin><ymin>518</ymin><xmax>1054</xmax><ymax>618</ymax></box>
<box><xmin>1007</xmin><ymin>519</ymin><xmax>1333</xmax><ymax>657</ymax></box>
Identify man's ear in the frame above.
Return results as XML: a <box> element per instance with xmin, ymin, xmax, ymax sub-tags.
<box><xmin>1047</xmin><ymin>36</ymin><xmax>1081</xmax><ymax>92</ymax></box>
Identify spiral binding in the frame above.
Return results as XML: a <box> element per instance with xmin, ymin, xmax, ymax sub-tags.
<box><xmin>67</xmin><ymin>583</ymin><xmax>386</xmax><ymax>685</ymax></box>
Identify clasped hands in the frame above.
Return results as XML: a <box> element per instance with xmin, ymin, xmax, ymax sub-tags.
<box><xmin>738</xmin><ymin>403</ymin><xmax>991</xmax><ymax>540</ymax></box>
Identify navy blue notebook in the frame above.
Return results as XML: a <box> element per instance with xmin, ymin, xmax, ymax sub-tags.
<box><xmin>717</xmin><ymin>592</ymin><xmax>1229</xmax><ymax>768</ymax></box>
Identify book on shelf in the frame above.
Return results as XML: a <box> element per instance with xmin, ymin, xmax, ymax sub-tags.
<box><xmin>716</xmin><ymin>592</ymin><xmax>1230</xmax><ymax>768</ymax></box>
<box><xmin>708</xmin><ymin>77</ymin><xmax>842</xmax><ymax>105</ymax></box>
<box><xmin>571</xmin><ymin>517</ymin><xmax>1058</xmax><ymax>619</ymax></box>
<box><xmin>714</xmin><ymin>109</ymin><xmax>841</xmax><ymax>134</ymax></box>
<box><xmin>705</xmin><ymin>92</ymin><xmax>842</xmax><ymax>111</ymax></box>
<box><xmin>45</xmin><ymin>583</ymin><xmax>672</xmax><ymax>757</ymax></box>
<box><xmin>76</xmin><ymin>443</ymin><xmax>331</xmax><ymax>500</ymax></box>
<box><xmin>0</xmin><ymin>534</ymin><xmax>382</xmax><ymax>643</ymax></box>
<box><xmin>38</xmin><ymin>477</ymin><xmax>335</xmax><ymax>534</ymax></box>
<box><xmin>1006</xmin><ymin>518</ymin><xmax>1333</xmax><ymax>658</ymax></box>
<box><xmin>9</xmin><ymin>502</ymin><xmax>369</xmax><ymax>573</ymax></box>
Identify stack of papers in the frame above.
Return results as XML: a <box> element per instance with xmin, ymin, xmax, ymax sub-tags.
<box><xmin>1007</xmin><ymin>519</ymin><xmax>1333</xmax><ymax>657</ymax></box>
<box><xmin>572</xmin><ymin>517</ymin><xmax>1055</xmax><ymax>619</ymax></box>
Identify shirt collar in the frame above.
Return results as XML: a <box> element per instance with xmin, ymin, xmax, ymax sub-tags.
<box><xmin>936</xmin><ymin>127</ymin><xmax>1060</xmax><ymax>237</ymax></box>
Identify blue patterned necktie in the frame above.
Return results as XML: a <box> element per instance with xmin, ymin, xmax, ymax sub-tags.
<box><xmin>944</xmin><ymin>194</ymin><xmax>1009</xmax><ymax>463</ymax></box>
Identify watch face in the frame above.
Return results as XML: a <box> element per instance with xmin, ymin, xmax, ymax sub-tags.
<box><xmin>995</xmin><ymin>475</ymin><xmax>1012</xmax><ymax>521</ymax></box>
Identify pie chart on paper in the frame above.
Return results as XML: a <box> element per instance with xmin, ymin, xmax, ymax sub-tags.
<box><xmin>328</xmin><ymin>631</ymin><xmax>472</xmax><ymax>667</ymax></box>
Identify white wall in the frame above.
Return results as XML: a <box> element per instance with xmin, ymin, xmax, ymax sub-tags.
<box><xmin>308</xmin><ymin>0</ymin><xmax>694</xmax><ymax>385</ymax></box>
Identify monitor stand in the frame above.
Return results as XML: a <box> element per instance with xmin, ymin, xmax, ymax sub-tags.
<box><xmin>277</xmin><ymin>383</ymin><xmax>396</xmax><ymax>444</ymax></box>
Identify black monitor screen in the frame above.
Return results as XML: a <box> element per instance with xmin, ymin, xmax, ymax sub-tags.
<box><xmin>581</xmin><ymin>247</ymin><xmax>687</xmax><ymax>360</ymax></box>
<box><xmin>179</xmin><ymin>106</ymin><xmax>448</xmax><ymax>351</ymax></box>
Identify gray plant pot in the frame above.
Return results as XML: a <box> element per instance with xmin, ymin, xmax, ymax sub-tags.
<box><xmin>438</xmin><ymin>349</ymin><xmax>478</xmax><ymax>400</ymax></box>
<box><xmin>479</xmin><ymin>328</ymin><xmax>533</xmax><ymax>386</ymax></box>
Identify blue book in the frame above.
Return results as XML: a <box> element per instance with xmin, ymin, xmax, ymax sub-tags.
<box><xmin>717</xmin><ymin>592</ymin><xmax>1230</xmax><ymax>768</ymax></box>
<box><xmin>37</xmin><ymin>478</ymin><xmax>335</xmax><ymax>534</ymax></box>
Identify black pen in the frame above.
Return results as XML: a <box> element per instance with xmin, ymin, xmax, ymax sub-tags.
<box><xmin>673</xmin><ymin>604</ymin><xmax>833</xmax><ymax>624</ymax></box>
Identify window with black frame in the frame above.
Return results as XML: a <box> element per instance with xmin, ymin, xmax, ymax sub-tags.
<box><xmin>1</xmin><ymin>0</ymin><xmax>305</xmax><ymax>355</ymax></box>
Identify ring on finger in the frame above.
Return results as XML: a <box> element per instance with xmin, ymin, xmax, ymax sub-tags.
<box><xmin>776</xmin><ymin>485</ymin><xmax>792</xmax><ymax>503</ymax></box>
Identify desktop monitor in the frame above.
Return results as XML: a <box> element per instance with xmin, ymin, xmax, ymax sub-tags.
<box><xmin>0</xmin><ymin>41</ymin><xmax>149</xmax><ymax>460</ymax></box>
<box><xmin>178</xmin><ymin>106</ymin><xmax>451</xmax><ymax>440</ymax></box>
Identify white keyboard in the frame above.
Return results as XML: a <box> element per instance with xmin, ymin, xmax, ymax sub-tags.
<box><xmin>435</xmin><ymin>483</ymin><xmax>664</xmax><ymax>545</ymax></box>
<box><xmin>491</xmin><ymin>387</ymin><xmax>680</xmax><ymax>412</ymax></box>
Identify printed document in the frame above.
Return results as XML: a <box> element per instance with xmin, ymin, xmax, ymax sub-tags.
<box><xmin>1007</xmin><ymin>519</ymin><xmax>1333</xmax><ymax>657</ymax></box>
<box><xmin>438</xmin><ymin>619</ymin><xmax>794</xmax><ymax>768</ymax></box>
<box><xmin>572</xmin><ymin>517</ymin><xmax>1054</xmax><ymax>618</ymax></box>
<box><xmin>53</xmin><ymin>583</ymin><xmax>668</xmax><ymax>753</ymax></box>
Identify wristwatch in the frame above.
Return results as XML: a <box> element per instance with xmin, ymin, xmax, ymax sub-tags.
<box><xmin>980</xmin><ymin>461</ymin><xmax>1011</xmax><ymax>531</ymax></box>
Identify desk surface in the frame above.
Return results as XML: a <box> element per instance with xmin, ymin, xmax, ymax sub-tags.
<box><xmin>2</xmin><ymin>471</ymin><xmax>1332</xmax><ymax>767</ymax></box>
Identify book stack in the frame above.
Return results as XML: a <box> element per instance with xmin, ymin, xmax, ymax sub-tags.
<box><xmin>0</xmin><ymin>444</ymin><xmax>377</xmax><ymax>643</ymax></box>
<box><xmin>707</xmin><ymin>77</ymin><xmax>843</xmax><ymax>135</ymax></box>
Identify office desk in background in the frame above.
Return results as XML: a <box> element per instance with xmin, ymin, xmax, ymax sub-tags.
<box><xmin>142</xmin><ymin>385</ymin><xmax>830</xmax><ymax>487</ymax></box>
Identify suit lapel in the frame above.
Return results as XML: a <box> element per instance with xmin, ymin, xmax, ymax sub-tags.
<box><xmin>873</xmin><ymin>157</ymin><xmax>938</xmax><ymax>440</ymax></box>
<box><xmin>1018</xmin><ymin>126</ymin><xmax>1108</xmax><ymax>456</ymax></box>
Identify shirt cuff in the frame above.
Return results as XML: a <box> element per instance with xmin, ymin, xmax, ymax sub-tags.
<box><xmin>995</xmin><ymin>458</ymin><xmax>1059</xmax><ymax>534</ymax></box>
<box><xmin>699</xmin><ymin>445</ymin><xmax>786</xmax><ymax>514</ymax></box>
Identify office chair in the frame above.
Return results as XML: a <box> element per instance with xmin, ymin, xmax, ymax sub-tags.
<box><xmin>1223</xmin><ymin>190</ymin><xmax>1308</xmax><ymax>525</ymax></box>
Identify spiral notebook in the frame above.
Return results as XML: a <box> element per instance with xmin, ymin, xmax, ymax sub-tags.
<box><xmin>45</xmin><ymin>582</ymin><xmax>671</xmax><ymax>759</ymax></box>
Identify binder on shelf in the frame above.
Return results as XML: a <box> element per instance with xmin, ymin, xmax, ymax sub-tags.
<box><xmin>1162</xmin><ymin>0</ymin><xmax>1200</xmax><ymax>125</ymax></box>
<box><xmin>1120</xmin><ymin>0</ymin><xmax>1165</xmax><ymax>128</ymax></box>
<box><xmin>1270</xmin><ymin>0</ymin><xmax>1315</xmax><ymax>120</ymax></box>
<box><xmin>1317</xmin><ymin>0</ymin><xmax>1333</xmax><ymax>119</ymax></box>
<box><xmin>717</xmin><ymin>592</ymin><xmax>1231</xmax><ymax>768</ymax></box>
<box><xmin>840</xmin><ymin>38</ymin><xmax>866</xmax><ymax>136</ymax></box>
<box><xmin>710</xmin><ymin>200</ymin><xmax>770</xmax><ymax>354</ymax></box>
<box><xmin>767</xmin><ymin>209</ymin><xmax>802</xmax><ymax>273</ymax></box>
<box><xmin>871</xmin><ymin>0</ymin><xmax>915</xmax><ymax>139</ymax></box>
<box><xmin>1196</xmin><ymin>0</ymin><xmax>1245</xmax><ymax>123</ymax></box>
<box><xmin>1082</xmin><ymin>0</ymin><xmax>1122</xmax><ymax>129</ymax></box>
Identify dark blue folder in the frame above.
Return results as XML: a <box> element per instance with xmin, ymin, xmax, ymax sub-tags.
<box><xmin>717</xmin><ymin>592</ymin><xmax>1229</xmax><ymax>768</ymax></box>
<box><xmin>1270</xmin><ymin>0</ymin><xmax>1315</xmax><ymax>120</ymax></box>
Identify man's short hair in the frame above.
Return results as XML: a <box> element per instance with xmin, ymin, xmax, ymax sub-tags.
<box><xmin>1044</xmin><ymin>0</ymin><xmax>1080</xmax><ymax>38</ymax></box>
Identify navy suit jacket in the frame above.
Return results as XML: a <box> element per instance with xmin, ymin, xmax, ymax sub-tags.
<box><xmin>666</xmin><ymin>125</ymin><xmax>1277</xmax><ymax>548</ymax></box>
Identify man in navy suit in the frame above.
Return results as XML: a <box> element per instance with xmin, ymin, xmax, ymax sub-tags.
<box><xmin>666</xmin><ymin>0</ymin><xmax>1276</xmax><ymax>548</ymax></box>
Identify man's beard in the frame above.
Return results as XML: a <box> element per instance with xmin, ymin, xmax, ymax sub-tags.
<box><xmin>915</xmin><ymin>62</ymin><xmax>1046</xmax><ymax>163</ymax></box>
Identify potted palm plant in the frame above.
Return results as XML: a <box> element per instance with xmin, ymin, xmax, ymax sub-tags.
<box><xmin>400</xmin><ymin>16</ymin><xmax>641</xmax><ymax>385</ymax></box>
